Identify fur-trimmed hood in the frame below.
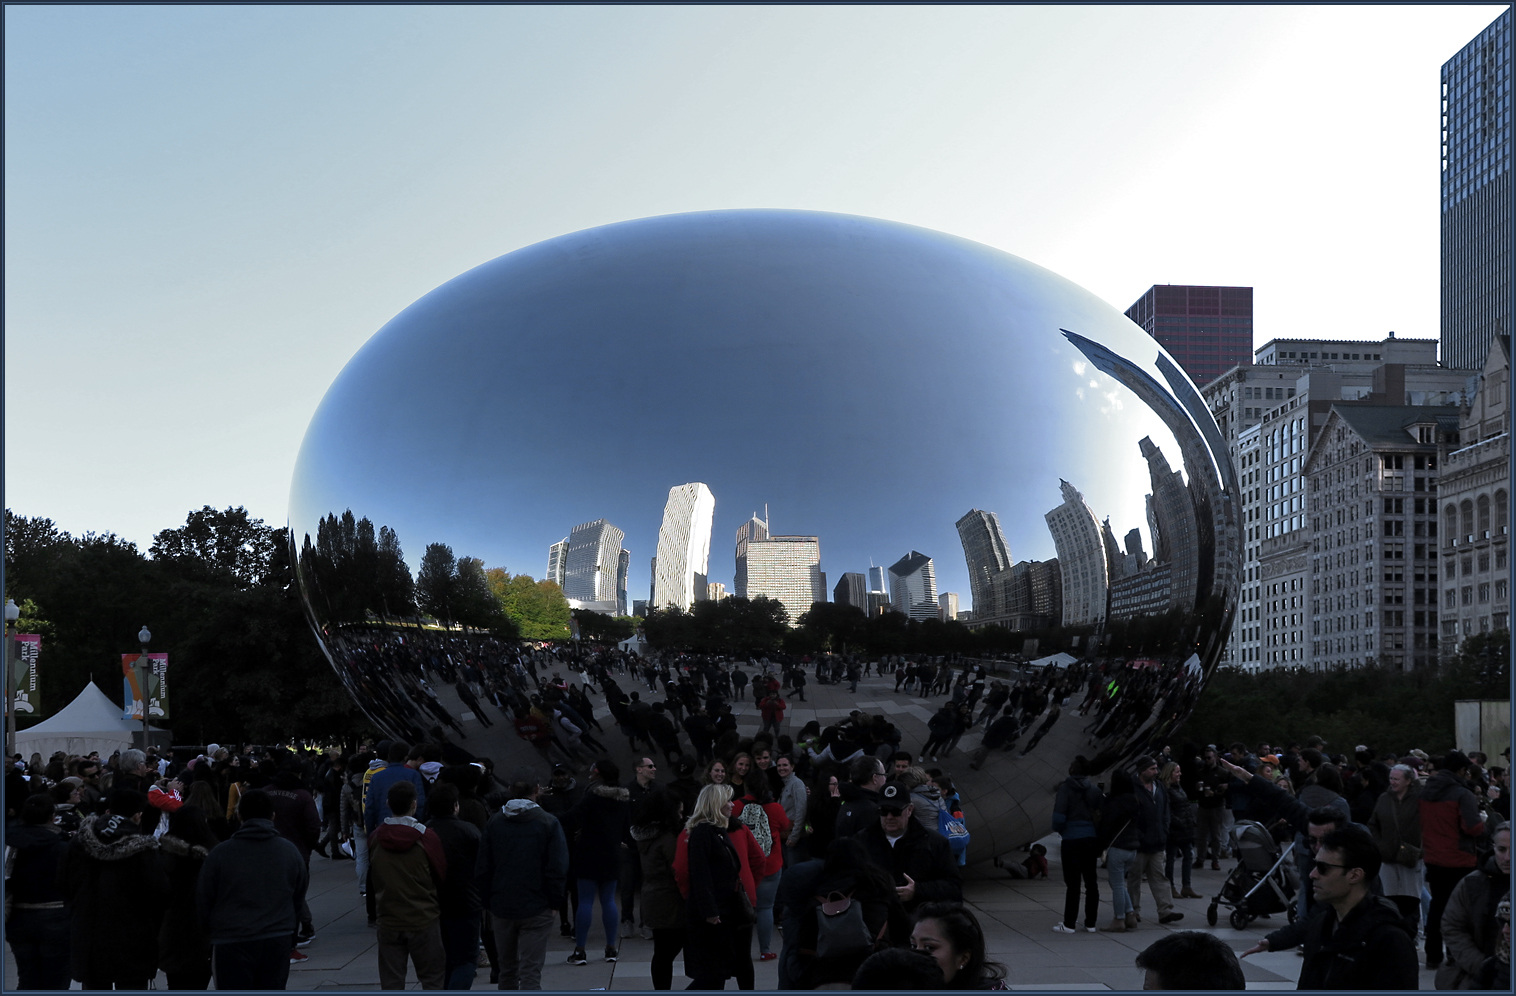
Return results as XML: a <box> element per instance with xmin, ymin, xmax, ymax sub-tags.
<box><xmin>158</xmin><ymin>834</ymin><xmax>211</xmax><ymax>861</ymax></box>
<box><xmin>589</xmin><ymin>784</ymin><xmax>631</xmax><ymax>802</ymax></box>
<box><xmin>78</xmin><ymin>813</ymin><xmax>158</xmax><ymax>861</ymax></box>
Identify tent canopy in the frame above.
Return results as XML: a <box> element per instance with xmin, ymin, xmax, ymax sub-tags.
<box><xmin>16</xmin><ymin>681</ymin><xmax>167</xmax><ymax>759</ymax></box>
<box><xmin>1028</xmin><ymin>652</ymin><xmax>1078</xmax><ymax>669</ymax></box>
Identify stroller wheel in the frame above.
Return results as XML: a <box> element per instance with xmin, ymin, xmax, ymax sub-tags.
<box><xmin>1206</xmin><ymin>904</ymin><xmax>1218</xmax><ymax>926</ymax></box>
<box><xmin>1230</xmin><ymin>908</ymin><xmax>1250</xmax><ymax>931</ymax></box>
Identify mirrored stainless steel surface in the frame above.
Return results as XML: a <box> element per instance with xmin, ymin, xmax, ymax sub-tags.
<box><xmin>289</xmin><ymin>209</ymin><xmax>1238</xmax><ymax>861</ymax></box>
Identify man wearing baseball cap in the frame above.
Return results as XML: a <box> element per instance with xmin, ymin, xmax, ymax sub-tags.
<box><xmin>855</xmin><ymin>781</ymin><xmax>961</xmax><ymax>913</ymax></box>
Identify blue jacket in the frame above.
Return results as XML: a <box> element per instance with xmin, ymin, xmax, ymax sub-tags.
<box><xmin>476</xmin><ymin>800</ymin><xmax>569</xmax><ymax>919</ymax></box>
<box><xmin>365</xmin><ymin>763</ymin><xmax>429</xmax><ymax>833</ymax></box>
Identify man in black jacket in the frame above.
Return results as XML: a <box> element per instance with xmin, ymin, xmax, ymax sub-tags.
<box><xmin>8</xmin><ymin>794</ymin><xmax>74</xmax><ymax>989</ymax></box>
<box><xmin>1295</xmin><ymin>825</ymin><xmax>1419</xmax><ymax>989</ymax></box>
<box><xmin>426</xmin><ymin>783</ymin><xmax>483</xmax><ymax>990</ymax></box>
<box><xmin>856</xmin><ymin>782</ymin><xmax>961</xmax><ymax>913</ymax></box>
<box><xmin>833</xmin><ymin>756</ymin><xmax>886</xmax><ymax>839</ymax></box>
<box><xmin>197</xmin><ymin>790</ymin><xmax>310</xmax><ymax>991</ymax></box>
<box><xmin>1128</xmin><ymin>756</ymin><xmax>1182</xmax><ymax>924</ymax></box>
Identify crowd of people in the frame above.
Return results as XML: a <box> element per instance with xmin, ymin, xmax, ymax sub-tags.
<box><xmin>5</xmin><ymin>641</ymin><xmax>1511</xmax><ymax>992</ymax></box>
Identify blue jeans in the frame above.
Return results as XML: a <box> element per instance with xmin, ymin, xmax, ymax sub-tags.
<box><xmin>755</xmin><ymin>869</ymin><xmax>782</xmax><ymax>954</ymax></box>
<box><xmin>440</xmin><ymin>913</ymin><xmax>480</xmax><ymax>990</ymax></box>
<box><xmin>1165</xmin><ymin>841</ymin><xmax>1194</xmax><ymax>890</ymax></box>
<box><xmin>1106</xmin><ymin>847</ymin><xmax>1137</xmax><ymax>919</ymax></box>
<box><xmin>575</xmin><ymin>878</ymin><xmax>620</xmax><ymax>950</ymax></box>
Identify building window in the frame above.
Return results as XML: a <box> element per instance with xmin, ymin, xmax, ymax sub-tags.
<box><xmin>1479</xmin><ymin>583</ymin><xmax>1491</xmax><ymax>603</ymax></box>
<box><xmin>1463</xmin><ymin>586</ymin><xmax>1474</xmax><ymax>605</ymax></box>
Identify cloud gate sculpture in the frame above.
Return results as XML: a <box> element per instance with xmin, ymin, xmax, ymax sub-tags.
<box><xmin>289</xmin><ymin>209</ymin><xmax>1238</xmax><ymax>863</ymax></box>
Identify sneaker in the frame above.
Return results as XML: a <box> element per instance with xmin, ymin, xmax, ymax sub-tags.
<box><xmin>560</xmin><ymin>923</ymin><xmax>574</xmax><ymax>938</ymax></box>
<box><xmin>297</xmin><ymin>924</ymin><xmax>315</xmax><ymax>947</ymax></box>
<box><xmin>1159</xmin><ymin>912</ymin><xmax>1184</xmax><ymax>924</ymax></box>
<box><xmin>759</xmin><ymin>952</ymin><xmax>778</xmax><ymax>961</ymax></box>
<box><xmin>605</xmin><ymin>947</ymin><xmax>619</xmax><ymax>963</ymax></box>
<box><xmin>289</xmin><ymin>950</ymin><xmax>309</xmax><ymax>965</ymax></box>
<box><xmin>640</xmin><ymin>924</ymin><xmax>653</xmax><ymax>941</ymax></box>
<box><xmin>568</xmin><ymin>948</ymin><xmax>587</xmax><ymax>966</ymax></box>
<box><xmin>1083</xmin><ymin>926</ymin><xmax>1097</xmax><ymax>933</ymax></box>
<box><xmin>1052</xmin><ymin>923</ymin><xmax>1079</xmax><ymax>934</ymax></box>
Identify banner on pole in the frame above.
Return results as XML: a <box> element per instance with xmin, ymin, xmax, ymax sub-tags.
<box><xmin>121</xmin><ymin>653</ymin><xmax>169</xmax><ymax>720</ymax></box>
<box><xmin>13</xmin><ymin>635</ymin><xmax>41</xmax><ymax>717</ymax></box>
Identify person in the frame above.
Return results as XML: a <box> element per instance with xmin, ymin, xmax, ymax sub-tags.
<box><xmin>632</xmin><ymin>789</ymin><xmax>687</xmax><ymax>991</ymax></box>
<box><xmin>681</xmin><ymin>784</ymin><xmax>751</xmax><ymax>990</ymax></box>
<box><xmin>1162</xmin><ymin>760</ymin><xmax>1201</xmax><ymax>900</ymax></box>
<box><xmin>1296</xmin><ymin>824</ymin><xmax>1419</xmax><ymax>989</ymax></box>
<box><xmin>1436</xmin><ymin>823</ymin><xmax>1510</xmax><ymax>989</ymax></box>
<box><xmin>622</xmin><ymin>757</ymin><xmax>660</xmax><ymax>941</ymax></box>
<box><xmin>563</xmin><ymin>759</ymin><xmax>631</xmax><ymax>966</ymax></box>
<box><xmin>852</xmin><ymin>947</ymin><xmax>945</xmax><ymax>989</ymax></box>
<box><xmin>424</xmin><ymin>782</ymin><xmax>482</xmax><ymax>990</ymax></box>
<box><xmin>857</xmin><ymin>781</ymin><xmax>963</xmax><ymax>913</ymax></box>
<box><xmin>1051</xmin><ymin>755</ymin><xmax>1103</xmax><ymax>934</ymax></box>
<box><xmin>477</xmin><ymin>779</ymin><xmax>570</xmax><ymax>991</ymax></box>
<box><xmin>266</xmin><ymin>760</ymin><xmax>321</xmax><ymax>949</ymax></box>
<box><xmin>1126</xmin><ymin>755</ymin><xmax>1182</xmax><ymax>925</ymax></box>
<box><xmin>157</xmin><ymin>805</ymin><xmax>218</xmax><ymax>990</ymax></box>
<box><xmin>59</xmin><ymin>788</ymin><xmax>170</xmax><ymax>990</ymax></box>
<box><xmin>1194</xmin><ymin>746</ymin><xmax>1229</xmax><ymax>869</ymax></box>
<box><xmin>909</xmin><ymin>901</ymin><xmax>1009</xmax><ymax>990</ymax></box>
<box><xmin>342</xmin><ymin>756</ymin><xmax>377</xmax><ymax>925</ymax></box>
<box><xmin>834</xmin><ymin>755</ymin><xmax>887</xmax><ymax>839</ymax></box>
<box><xmin>1098</xmin><ymin>770</ymin><xmax>1141</xmax><ymax>932</ymax></box>
<box><xmin>370</xmin><ymin>780</ymin><xmax>448</xmax><ymax>990</ymax></box>
<box><xmin>774</xmin><ymin>754</ymin><xmax>808</xmax><ymax>862</ymax></box>
<box><xmin>6</xmin><ymin>793</ymin><xmax>73</xmax><ymax>990</ymax></box>
<box><xmin>729</xmin><ymin>752</ymin><xmax>755</xmax><ymax>796</ymax></box>
<box><xmin>1421</xmin><ymin>750</ymin><xmax>1488</xmax><ymax>970</ymax></box>
<box><xmin>1133</xmin><ymin>931</ymin><xmax>1246</xmax><ymax>989</ymax></box>
<box><xmin>792</xmin><ymin>835</ymin><xmax>909</xmax><ymax>988</ymax></box>
<box><xmin>1367</xmin><ymin>763</ymin><xmax>1424</xmax><ymax>932</ymax></box>
<box><xmin>197</xmin><ymin>789</ymin><xmax>309</xmax><ymax>991</ymax></box>
<box><xmin>366</xmin><ymin>741</ymin><xmax>430</xmax><ymax>834</ymax></box>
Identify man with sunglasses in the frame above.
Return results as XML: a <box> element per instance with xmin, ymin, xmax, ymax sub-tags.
<box><xmin>1293</xmin><ymin>825</ymin><xmax>1419</xmax><ymax>989</ymax></box>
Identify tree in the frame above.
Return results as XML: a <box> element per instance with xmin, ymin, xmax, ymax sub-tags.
<box><xmin>486</xmin><ymin>568</ymin><xmax>569</xmax><ymax>640</ymax></box>
<box><xmin>571</xmin><ymin>609</ymin><xmax>636</xmax><ymax>644</ymax></box>
<box><xmin>150</xmin><ymin>506</ymin><xmax>279</xmax><ymax>588</ymax></box>
<box><xmin>416</xmin><ymin>543</ymin><xmax>459</xmax><ymax>624</ymax></box>
<box><xmin>454</xmin><ymin>556</ymin><xmax>508</xmax><ymax>633</ymax></box>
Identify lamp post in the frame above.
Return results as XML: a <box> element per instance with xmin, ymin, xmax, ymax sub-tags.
<box><xmin>4</xmin><ymin>599</ymin><xmax>19</xmax><ymax>761</ymax></box>
<box><xmin>136</xmin><ymin>625</ymin><xmax>151</xmax><ymax>753</ymax></box>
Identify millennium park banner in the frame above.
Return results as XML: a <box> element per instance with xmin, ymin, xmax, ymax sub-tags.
<box><xmin>13</xmin><ymin>634</ymin><xmax>42</xmax><ymax>717</ymax></box>
<box><xmin>121</xmin><ymin>652</ymin><xmax>170</xmax><ymax>720</ymax></box>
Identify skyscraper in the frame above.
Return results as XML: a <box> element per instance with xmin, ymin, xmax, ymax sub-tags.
<box><xmin>1124</xmin><ymin>285</ymin><xmax>1254</xmax><ymax>388</ymax></box>
<box><xmin>616</xmin><ymin>548</ymin><xmax>630</xmax><ymax>616</ymax></box>
<box><xmin>1044</xmin><ymin>479</ymin><xmax>1109</xmax><ymax>627</ymax></box>
<box><xmin>733</xmin><ymin>513</ymin><xmax>770</xmax><ymax>597</ymax></box>
<box><xmin>652</xmin><ymin>483</ymin><xmax>715</xmax><ymax>611</ymax></box>
<box><xmin>834</xmin><ymin>572</ymin><xmax>868</xmax><ymax>610</ymax></box>
<box><xmin>867</xmin><ymin>565</ymin><xmax>889</xmax><ymax>599</ymax></box>
<box><xmin>955</xmin><ymin>509</ymin><xmax>1013</xmax><ymax>620</ymax></box>
<box><xmin>1139</xmin><ymin>437</ymin><xmax>1200</xmax><ymax>613</ymax></box>
<box><xmin>1441</xmin><ymin>9</ymin><xmax>1512</xmax><ymax>371</ymax></box>
<box><xmin>746</xmin><ymin>535</ymin><xmax>825</xmax><ymax>625</ymax></box>
<box><xmin>888</xmin><ymin>551</ymin><xmax>938</xmax><ymax>621</ymax></box>
<box><xmin>547</xmin><ymin>539</ymin><xmax>568</xmax><ymax>588</ymax></box>
<box><xmin>938</xmin><ymin>592</ymin><xmax>959</xmax><ymax>621</ymax></box>
<box><xmin>562</xmin><ymin>519</ymin><xmax>626</xmax><ymax>608</ymax></box>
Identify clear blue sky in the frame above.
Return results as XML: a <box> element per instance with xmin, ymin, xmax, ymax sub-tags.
<box><xmin>5</xmin><ymin>5</ymin><xmax>1504</xmax><ymax>559</ymax></box>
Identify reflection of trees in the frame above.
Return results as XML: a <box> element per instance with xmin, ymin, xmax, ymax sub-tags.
<box><xmin>298</xmin><ymin>510</ymin><xmax>416</xmax><ymax>624</ymax></box>
<box><xmin>643</xmin><ymin>596</ymin><xmax>790</xmax><ymax>654</ymax></box>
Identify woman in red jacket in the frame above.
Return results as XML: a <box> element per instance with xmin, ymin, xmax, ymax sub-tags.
<box><xmin>736</xmin><ymin>778</ymin><xmax>791</xmax><ymax>961</ymax></box>
<box><xmin>674</xmin><ymin>788</ymin><xmax>764</xmax><ymax>988</ymax></box>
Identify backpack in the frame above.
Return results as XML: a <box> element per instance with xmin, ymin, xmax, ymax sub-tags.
<box><xmin>938</xmin><ymin>807</ymin><xmax>970</xmax><ymax>865</ymax></box>
<box><xmin>741</xmin><ymin>802</ymin><xmax>773</xmax><ymax>857</ymax></box>
<box><xmin>811</xmin><ymin>889</ymin><xmax>886</xmax><ymax>960</ymax></box>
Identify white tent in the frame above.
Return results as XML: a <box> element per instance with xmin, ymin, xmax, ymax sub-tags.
<box><xmin>618</xmin><ymin>632</ymin><xmax>649</xmax><ymax>656</ymax></box>
<box><xmin>1028</xmin><ymin>652</ymin><xmax>1078</xmax><ymax>669</ymax></box>
<box><xmin>16</xmin><ymin>681</ymin><xmax>168</xmax><ymax>759</ymax></box>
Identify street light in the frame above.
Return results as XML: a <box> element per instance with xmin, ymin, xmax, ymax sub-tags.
<box><xmin>136</xmin><ymin>625</ymin><xmax>151</xmax><ymax>753</ymax></box>
<box><xmin>4</xmin><ymin>599</ymin><xmax>19</xmax><ymax>761</ymax></box>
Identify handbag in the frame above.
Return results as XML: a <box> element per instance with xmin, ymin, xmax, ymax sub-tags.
<box><xmin>1391</xmin><ymin>799</ymin><xmax>1422</xmax><ymax>868</ymax></box>
<box><xmin>733</xmin><ymin>880</ymin><xmax>757</xmax><ymax>924</ymax></box>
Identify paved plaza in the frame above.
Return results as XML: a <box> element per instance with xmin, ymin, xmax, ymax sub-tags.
<box><xmin>8</xmin><ymin>668</ymin><xmax>1443</xmax><ymax>990</ymax></box>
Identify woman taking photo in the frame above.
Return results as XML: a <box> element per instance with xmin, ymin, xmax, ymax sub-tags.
<box><xmin>680</xmin><ymin>784</ymin><xmax>750</xmax><ymax>990</ymax></box>
<box><xmin>633</xmin><ymin>789</ymin><xmax>687</xmax><ymax>991</ymax></box>
<box><xmin>910</xmin><ymin>902</ymin><xmax>1009</xmax><ymax>990</ymax></box>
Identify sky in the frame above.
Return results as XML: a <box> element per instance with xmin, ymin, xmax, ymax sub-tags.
<box><xmin>4</xmin><ymin>5</ymin><xmax>1506</xmax><ymax>576</ymax></box>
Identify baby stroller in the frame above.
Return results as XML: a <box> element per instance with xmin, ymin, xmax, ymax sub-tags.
<box><xmin>1206</xmin><ymin>819</ymin><xmax>1298</xmax><ymax>931</ymax></box>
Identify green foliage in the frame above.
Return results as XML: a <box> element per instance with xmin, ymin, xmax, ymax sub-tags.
<box><xmin>571</xmin><ymin>609</ymin><xmax>636</xmax><ymax>644</ymax></box>
<box><xmin>2</xmin><ymin>507</ymin><xmax>373</xmax><ymax>744</ymax></box>
<box><xmin>1172</xmin><ymin>638</ymin><xmax>1511</xmax><ymax>755</ymax></box>
<box><xmin>487</xmin><ymin>569</ymin><xmax>569</xmax><ymax>640</ymax></box>
<box><xmin>642</xmin><ymin>596</ymin><xmax>790</xmax><ymax>654</ymax></box>
<box><xmin>298</xmin><ymin>510</ymin><xmax>416</xmax><ymax>623</ymax></box>
<box><xmin>416</xmin><ymin>543</ymin><xmax>460</xmax><ymax>624</ymax></box>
